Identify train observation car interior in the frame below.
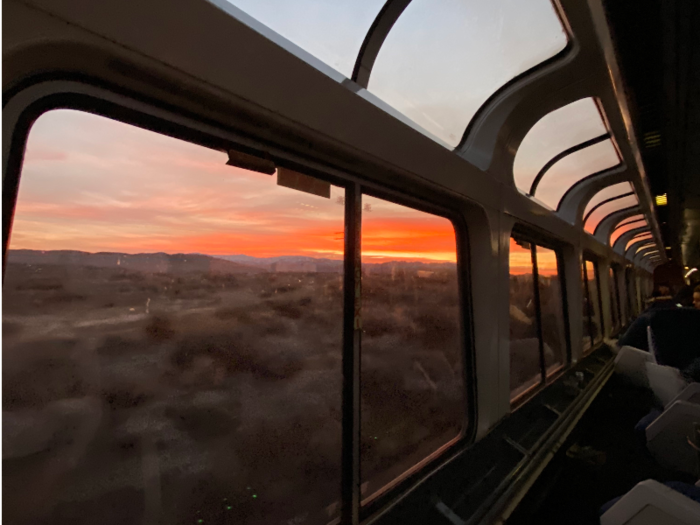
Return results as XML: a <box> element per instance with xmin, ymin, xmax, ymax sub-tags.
<box><xmin>3</xmin><ymin>1</ymin><xmax>700</xmax><ymax>524</ymax></box>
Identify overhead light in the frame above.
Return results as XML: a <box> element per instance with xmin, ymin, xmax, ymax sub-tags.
<box><xmin>655</xmin><ymin>194</ymin><xmax>668</xmax><ymax>206</ymax></box>
<box><xmin>686</xmin><ymin>268</ymin><xmax>698</xmax><ymax>278</ymax></box>
<box><xmin>665</xmin><ymin>246</ymin><xmax>671</xmax><ymax>250</ymax></box>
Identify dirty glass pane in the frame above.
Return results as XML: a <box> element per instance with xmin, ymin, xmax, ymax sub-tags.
<box><xmin>509</xmin><ymin>237</ymin><xmax>541</xmax><ymax>399</ymax></box>
<box><xmin>360</xmin><ymin>195</ymin><xmax>463</xmax><ymax>500</ymax></box>
<box><xmin>514</xmin><ymin>98</ymin><xmax>608</xmax><ymax>193</ymax></box>
<box><xmin>3</xmin><ymin>110</ymin><xmax>344</xmax><ymax>525</ymax></box>
<box><xmin>368</xmin><ymin>0</ymin><xmax>567</xmax><ymax>147</ymax></box>
<box><xmin>585</xmin><ymin>260</ymin><xmax>603</xmax><ymax>346</ymax></box>
<box><xmin>533</xmin><ymin>139</ymin><xmax>620</xmax><ymax>210</ymax></box>
<box><xmin>225</xmin><ymin>0</ymin><xmax>385</xmax><ymax>78</ymax></box>
<box><xmin>584</xmin><ymin>194</ymin><xmax>638</xmax><ymax>234</ymax></box>
<box><xmin>535</xmin><ymin>246</ymin><xmax>566</xmax><ymax>375</ymax></box>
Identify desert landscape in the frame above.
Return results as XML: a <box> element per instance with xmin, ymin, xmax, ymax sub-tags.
<box><xmin>3</xmin><ymin>249</ymin><xmax>463</xmax><ymax>525</ymax></box>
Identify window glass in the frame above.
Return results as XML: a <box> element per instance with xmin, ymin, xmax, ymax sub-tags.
<box><xmin>583</xmin><ymin>193</ymin><xmax>638</xmax><ymax>234</ymax></box>
<box><xmin>610</xmin><ymin>217</ymin><xmax>646</xmax><ymax>245</ymax></box>
<box><xmin>225</xmin><ymin>0</ymin><xmax>386</xmax><ymax>78</ymax></box>
<box><xmin>368</xmin><ymin>0</ymin><xmax>567</xmax><ymax>147</ymax></box>
<box><xmin>514</xmin><ymin>98</ymin><xmax>608</xmax><ymax>194</ymax></box>
<box><xmin>536</xmin><ymin>246</ymin><xmax>566</xmax><ymax>374</ymax></box>
<box><xmin>509</xmin><ymin>237</ymin><xmax>541</xmax><ymax>399</ymax></box>
<box><xmin>625</xmin><ymin>233</ymin><xmax>653</xmax><ymax>251</ymax></box>
<box><xmin>582</xmin><ymin>182</ymin><xmax>633</xmax><ymax>221</ymax></box>
<box><xmin>533</xmin><ymin>139</ymin><xmax>620</xmax><ymax>210</ymax></box>
<box><xmin>360</xmin><ymin>195</ymin><xmax>463</xmax><ymax>500</ymax></box>
<box><xmin>3</xmin><ymin>110</ymin><xmax>344</xmax><ymax>525</ymax></box>
<box><xmin>609</xmin><ymin>267</ymin><xmax>620</xmax><ymax>331</ymax></box>
<box><xmin>635</xmin><ymin>243</ymin><xmax>656</xmax><ymax>255</ymax></box>
<box><xmin>585</xmin><ymin>260</ymin><xmax>603</xmax><ymax>345</ymax></box>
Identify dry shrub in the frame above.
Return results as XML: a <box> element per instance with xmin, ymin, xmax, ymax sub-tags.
<box><xmin>170</xmin><ymin>333</ymin><xmax>304</xmax><ymax>381</ymax></box>
<box><xmin>101</xmin><ymin>386</ymin><xmax>151</xmax><ymax>411</ymax></box>
<box><xmin>16</xmin><ymin>279</ymin><xmax>64</xmax><ymax>291</ymax></box>
<box><xmin>145</xmin><ymin>315</ymin><xmax>176</xmax><ymax>342</ymax></box>
<box><xmin>3</xmin><ymin>342</ymin><xmax>85</xmax><ymax>410</ymax></box>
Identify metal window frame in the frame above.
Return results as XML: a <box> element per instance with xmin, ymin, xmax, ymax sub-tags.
<box><xmin>509</xmin><ymin>227</ymin><xmax>572</xmax><ymax>406</ymax></box>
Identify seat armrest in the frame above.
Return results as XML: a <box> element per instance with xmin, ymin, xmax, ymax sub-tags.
<box><xmin>666</xmin><ymin>383</ymin><xmax>700</xmax><ymax>410</ymax></box>
<box><xmin>600</xmin><ymin>479</ymin><xmax>700</xmax><ymax>525</ymax></box>
<box><xmin>614</xmin><ymin>346</ymin><xmax>655</xmax><ymax>388</ymax></box>
<box><xmin>646</xmin><ymin>401</ymin><xmax>700</xmax><ymax>475</ymax></box>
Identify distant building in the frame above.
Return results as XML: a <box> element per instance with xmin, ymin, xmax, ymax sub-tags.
<box><xmin>272</xmin><ymin>261</ymin><xmax>317</xmax><ymax>273</ymax></box>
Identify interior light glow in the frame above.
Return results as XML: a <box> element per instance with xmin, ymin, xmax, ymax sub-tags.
<box><xmin>655</xmin><ymin>194</ymin><xmax>668</xmax><ymax>206</ymax></box>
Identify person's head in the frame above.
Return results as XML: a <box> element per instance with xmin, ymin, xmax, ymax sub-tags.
<box><xmin>694</xmin><ymin>285</ymin><xmax>700</xmax><ymax>309</ymax></box>
<box><xmin>657</xmin><ymin>284</ymin><xmax>671</xmax><ymax>297</ymax></box>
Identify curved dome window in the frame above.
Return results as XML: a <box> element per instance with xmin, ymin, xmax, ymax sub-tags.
<box><xmin>532</xmin><ymin>140</ymin><xmax>620</xmax><ymax>210</ymax></box>
<box><xmin>514</xmin><ymin>98</ymin><xmax>621</xmax><ymax>210</ymax></box>
<box><xmin>583</xmin><ymin>189</ymin><xmax>638</xmax><ymax>234</ymax></box>
<box><xmin>225</xmin><ymin>0</ymin><xmax>386</xmax><ymax>77</ymax></box>
<box><xmin>610</xmin><ymin>215</ymin><xmax>646</xmax><ymax>245</ymax></box>
<box><xmin>626</xmin><ymin>233</ymin><xmax>653</xmax><ymax>251</ymax></box>
<box><xmin>367</xmin><ymin>0</ymin><xmax>568</xmax><ymax>147</ymax></box>
<box><xmin>635</xmin><ymin>243</ymin><xmax>656</xmax><ymax>255</ymax></box>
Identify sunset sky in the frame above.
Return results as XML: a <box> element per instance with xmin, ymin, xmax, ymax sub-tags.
<box><xmin>509</xmin><ymin>237</ymin><xmax>559</xmax><ymax>277</ymax></box>
<box><xmin>10</xmin><ymin>110</ymin><xmax>457</xmax><ymax>263</ymax></box>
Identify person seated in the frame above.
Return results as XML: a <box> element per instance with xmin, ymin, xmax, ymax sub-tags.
<box><xmin>617</xmin><ymin>284</ymin><xmax>685</xmax><ymax>351</ymax></box>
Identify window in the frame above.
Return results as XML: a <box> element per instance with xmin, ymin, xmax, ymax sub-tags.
<box><xmin>534</xmin><ymin>140</ymin><xmax>620</xmax><ymax>210</ymax></box>
<box><xmin>509</xmin><ymin>235</ymin><xmax>568</xmax><ymax>402</ymax></box>
<box><xmin>3</xmin><ymin>110</ymin><xmax>347</xmax><ymax>525</ymax></box>
<box><xmin>3</xmin><ymin>109</ymin><xmax>471</xmax><ymax>523</ymax></box>
<box><xmin>582</xmin><ymin>183</ymin><xmax>637</xmax><ymax>234</ymax></box>
<box><xmin>514</xmin><ymin>98</ymin><xmax>609</xmax><ymax>194</ymax></box>
<box><xmin>360</xmin><ymin>195</ymin><xmax>464</xmax><ymax>499</ymax></box>
<box><xmin>609</xmin><ymin>266</ymin><xmax>621</xmax><ymax>332</ymax></box>
<box><xmin>610</xmin><ymin>216</ymin><xmax>646</xmax><ymax>246</ymax></box>
<box><xmin>514</xmin><ymin>97</ymin><xmax>622</xmax><ymax>211</ymax></box>
<box><xmin>582</xmin><ymin>259</ymin><xmax>603</xmax><ymax>351</ymax></box>
<box><xmin>367</xmin><ymin>0</ymin><xmax>568</xmax><ymax>147</ymax></box>
<box><xmin>625</xmin><ymin>233</ymin><xmax>653</xmax><ymax>251</ymax></box>
<box><xmin>224</xmin><ymin>0</ymin><xmax>386</xmax><ymax>78</ymax></box>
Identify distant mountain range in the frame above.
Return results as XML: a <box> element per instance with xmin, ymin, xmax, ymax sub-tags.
<box><xmin>6</xmin><ymin>249</ymin><xmax>266</xmax><ymax>275</ymax></box>
<box><xmin>7</xmin><ymin>249</ymin><xmax>455</xmax><ymax>275</ymax></box>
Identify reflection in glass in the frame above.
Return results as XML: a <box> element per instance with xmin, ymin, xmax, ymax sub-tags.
<box><xmin>508</xmin><ymin>237</ymin><xmax>541</xmax><ymax>399</ymax></box>
<box><xmin>582</xmin><ymin>182</ymin><xmax>633</xmax><ymax>221</ymax></box>
<box><xmin>625</xmin><ymin>233</ymin><xmax>653</xmax><ymax>251</ymax></box>
<box><xmin>368</xmin><ymin>0</ymin><xmax>567</xmax><ymax>147</ymax></box>
<box><xmin>514</xmin><ymin>98</ymin><xmax>608</xmax><ymax>193</ymax></box>
<box><xmin>585</xmin><ymin>260</ymin><xmax>603</xmax><ymax>347</ymax></box>
<box><xmin>225</xmin><ymin>0</ymin><xmax>385</xmax><ymax>78</ymax></box>
<box><xmin>610</xmin><ymin>217</ymin><xmax>646</xmax><ymax>245</ymax></box>
<box><xmin>583</xmin><ymin>194</ymin><xmax>638</xmax><ymax>234</ymax></box>
<box><xmin>536</xmin><ymin>246</ymin><xmax>566</xmax><ymax>375</ymax></box>
<box><xmin>3</xmin><ymin>110</ymin><xmax>344</xmax><ymax>525</ymax></box>
<box><xmin>534</xmin><ymin>139</ymin><xmax>620</xmax><ymax>210</ymax></box>
<box><xmin>360</xmin><ymin>195</ymin><xmax>463</xmax><ymax>500</ymax></box>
